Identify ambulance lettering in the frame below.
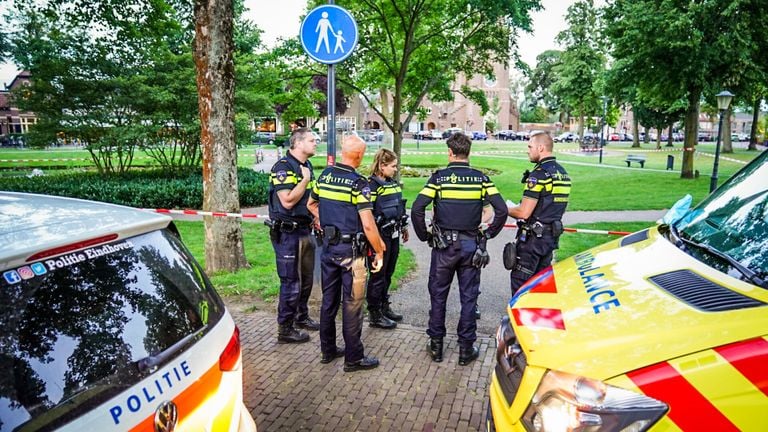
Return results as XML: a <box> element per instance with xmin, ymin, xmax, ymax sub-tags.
<box><xmin>108</xmin><ymin>360</ymin><xmax>192</xmax><ymax>425</ymax></box>
<box><xmin>574</xmin><ymin>251</ymin><xmax>620</xmax><ymax>313</ymax></box>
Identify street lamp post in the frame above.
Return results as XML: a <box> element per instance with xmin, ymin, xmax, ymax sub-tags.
<box><xmin>709</xmin><ymin>90</ymin><xmax>734</xmax><ymax>193</ymax></box>
<box><xmin>599</xmin><ymin>96</ymin><xmax>608</xmax><ymax>164</ymax></box>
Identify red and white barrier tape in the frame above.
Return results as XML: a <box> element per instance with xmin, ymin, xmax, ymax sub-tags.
<box><xmin>145</xmin><ymin>208</ymin><xmax>631</xmax><ymax>235</ymax></box>
<box><xmin>148</xmin><ymin>208</ymin><xmax>267</xmax><ymax>219</ymax></box>
<box><xmin>502</xmin><ymin>222</ymin><xmax>630</xmax><ymax>236</ymax></box>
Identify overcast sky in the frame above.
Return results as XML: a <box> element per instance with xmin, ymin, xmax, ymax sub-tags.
<box><xmin>1</xmin><ymin>0</ymin><xmax>599</xmax><ymax>86</ymax></box>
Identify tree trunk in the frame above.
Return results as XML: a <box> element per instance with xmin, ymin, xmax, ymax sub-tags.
<box><xmin>632</xmin><ymin>115</ymin><xmax>640</xmax><ymax>148</ymax></box>
<box><xmin>666</xmin><ymin>122</ymin><xmax>674</xmax><ymax>147</ymax></box>
<box><xmin>722</xmin><ymin>106</ymin><xmax>733</xmax><ymax>153</ymax></box>
<box><xmin>193</xmin><ymin>0</ymin><xmax>248</xmax><ymax>273</ymax></box>
<box><xmin>749</xmin><ymin>97</ymin><xmax>761</xmax><ymax>151</ymax></box>
<box><xmin>643</xmin><ymin>126</ymin><xmax>650</xmax><ymax>144</ymax></box>
<box><xmin>681</xmin><ymin>91</ymin><xmax>700</xmax><ymax>179</ymax></box>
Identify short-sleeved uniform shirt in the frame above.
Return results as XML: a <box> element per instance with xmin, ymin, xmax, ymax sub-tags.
<box><xmin>310</xmin><ymin>163</ymin><xmax>372</xmax><ymax>235</ymax></box>
<box><xmin>268</xmin><ymin>151</ymin><xmax>314</xmax><ymax>225</ymax></box>
<box><xmin>522</xmin><ymin>156</ymin><xmax>571</xmax><ymax>224</ymax></box>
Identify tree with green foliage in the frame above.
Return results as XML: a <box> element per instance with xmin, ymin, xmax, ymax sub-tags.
<box><xmin>605</xmin><ymin>0</ymin><xmax>766</xmax><ymax>178</ymax></box>
<box><xmin>305</xmin><ymin>0</ymin><xmax>542</xmax><ymax>166</ymax></box>
<box><xmin>551</xmin><ymin>0</ymin><xmax>605</xmax><ymax>141</ymax></box>
<box><xmin>526</xmin><ymin>49</ymin><xmax>568</xmax><ymax>123</ymax></box>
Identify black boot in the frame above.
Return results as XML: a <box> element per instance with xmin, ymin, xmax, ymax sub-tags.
<box><xmin>382</xmin><ymin>301</ymin><xmax>403</xmax><ymax>322</ymax></box>
<box><xmin>295</xmin><ymin>317</ymin><xmax>320</xmax><ymax>331</ymax></box>
<box><xmin>474</xmin><ymin>304</ymin><xmax>481</xmax><ymax>320</ymax></box>
<box><xmin>427</xmin><ymin>337</ymin><xmax>443</xmax><ymax>362</ymax></box>
<box><xmin>369</xmin><ymin>309</ymin><xmax>397</xmax><ymax>329</ymax></box>
<box><xmin>277</xmin><ymin>322</ymin><xmax>309</xmax><ymax>344</ymax></box>
<box><xmin>458</xmin><ymin>345</ymin><xmax>479</xmax><ymax>366</ymax></box>
<box><xmin>343</xmin><ymin>356</ymin><xmax>380</xmax><ymax>372</ymax></box>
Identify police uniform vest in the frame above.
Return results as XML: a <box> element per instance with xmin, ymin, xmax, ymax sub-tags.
<box><xmin>311</xmin><ymin>163</ymin><xmax>373</xmax><ymax>236</ymax></box>
<box><xmin>268</xmin><ymin>151</ymin><xmax>314</xmax><ymax>225</ymax></box>
<box><xmin>421</xmin><ymin>162</ymin><xmax>500</xmax><ymax>231</ymax></box>
<box><xmin>369</xmin><ymin>176</ymin><xmax>404</xmax><ymax>231</ymax></box>
<box><xmin>522</xmin><ymin>156</ymin><xmax>571</xmax><ymax>225</ymax></box>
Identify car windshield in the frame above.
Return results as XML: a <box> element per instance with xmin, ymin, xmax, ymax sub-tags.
<box><xmin>674</xmin><ymin>151</ymin><xmax>768</xmax><ymax>284</ymax></box>
<box><xmin>0</xmin><ymin>229</ymin><xmax>224</xmax><ymax>431</ymax></box>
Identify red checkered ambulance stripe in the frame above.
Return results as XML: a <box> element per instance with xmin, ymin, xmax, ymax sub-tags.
<box><xmin>627</xmin><ymin>362</ymin><xmax>740</xmax><ymax>431</ymax></box>
<box><xmin>714</xmin><ymin>337</ymin><xmax>768</xmax><ymax>397</ymax></box>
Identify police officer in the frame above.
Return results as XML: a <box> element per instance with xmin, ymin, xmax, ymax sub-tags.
<box><xmin>267</xmin><ymin>127</ymin><xmax>320</xmax><ymax>344</ymax></box>
<box><xmin>307</xmin><ymin>134</ymin><xmax>386</xmax><ymax>372</ymax></box>
<box><xmin>507</xmin><ymin>130</ymin><xmax>571</xmax><ymax>292</ymax></box>
<box><xmin>366</xmin><ymin>148</ymin><xmax>408</xmax><ymax>329</ymax></box>
<box><xmin>411</xmin><ymin>132</ymin><xmax>507</xmax><ymax>366</ymax></box>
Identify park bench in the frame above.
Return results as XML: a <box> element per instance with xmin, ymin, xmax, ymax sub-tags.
<box><xmin>625</xmin><ymin>154</ymin><xmax>646</xmax><ymax>168</ymax></box>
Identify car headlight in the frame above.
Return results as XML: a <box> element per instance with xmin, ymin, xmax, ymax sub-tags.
<box><xmin>522</xmin><ymin>370</ymin><xmax>668</xmax><ymax>432</ymax></box>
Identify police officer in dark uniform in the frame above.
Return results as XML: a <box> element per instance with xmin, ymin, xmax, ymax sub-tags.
<box><xmin>507</xmin><ymin>130</ymin><xmax>571</xmax><ymax>292</ymax></box>
<box><xmin>366</xmin><ymin>148</ymin><xmax>408</xmax><ymax>329</ymax></box>
<box><xmin>307</xmin><ymin>134</ymin><xmax>386</xmax><ymax>372</ymax></box>
<box><xmin>267</xmin><ymin>127</ymin><xmax>320</xmax><ymax>344</ymax></box>
<box><xmin>411</xmin><ymin>132</ymin><xmax>507</xmax><ymax>366</ymax></box>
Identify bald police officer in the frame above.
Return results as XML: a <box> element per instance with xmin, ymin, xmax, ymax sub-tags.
<box><xmin>507</xmin><ymin>130</ymin><xmax>571</xmax><ymax>292</ymax></box>
<box><xmin>268</xmin><ymin>127</ymin><xmax>320</xmax><ymax>344</ymax></box>
<box><xmin>307</xmin><ymin>134</ymin><xmax>386</xmax><ymax>372</ymax></box>
<box><xmin>411</xmin><ymin>132</ymin><xmax>507</xmax><ymax>366</ymax></box>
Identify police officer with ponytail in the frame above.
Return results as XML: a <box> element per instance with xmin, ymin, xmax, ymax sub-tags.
<box><xmin>366</xmin><ymin>148</ymin><xmax>408</xmax><ymax>329</ymax></box>
<box><xmin>507</xmin><ymin>130</ymin><xmax>571</xmax><ymax>292</ymax></box>
<box><xmin>267</xmin><ymin>128</ymin><xmax>320</xmax><ymax>344</ymax></box>
<box><xmin>411</xmin><ymin>132</ymin><xmax>507</xmax><ymax>366</ymax></box>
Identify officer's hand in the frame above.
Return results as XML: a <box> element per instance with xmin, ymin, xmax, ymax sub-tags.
<box><xmin>402</xmin><ymin>229</ymin><xmax>409</xmax><ymax>243</ymax></box>
<box><xmin>299</xmin><ymin>165</ymin><xmax>311</xmax><ymax>182</ymax></box>
<box><xmin>471</xmin><ymin>248</ymin><xmax>490</xmax><ymax>268</ymax></box>
<box><xmin>370</xmin><ymin>253</ymin><xmax>384</xmax><ymax>273</ymax></box>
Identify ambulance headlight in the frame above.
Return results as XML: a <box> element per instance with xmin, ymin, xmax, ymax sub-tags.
<box><xmin>522</xmin><ymin>370</ymin><xmax>667</xmax><ymax>432</ymax></box>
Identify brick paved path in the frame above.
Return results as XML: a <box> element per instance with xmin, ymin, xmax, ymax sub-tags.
<box><xmin>236</xmin><ymin>310</ymin><xmax>494</xmax><ymax>431</ymax></box>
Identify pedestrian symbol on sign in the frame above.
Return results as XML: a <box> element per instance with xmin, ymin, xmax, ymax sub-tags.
<box><xmin>300</xmin><ymin>5</ymin><xmax>358</xmax><ymax>64</ymax></box>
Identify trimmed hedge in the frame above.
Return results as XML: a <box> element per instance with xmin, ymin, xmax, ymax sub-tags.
<box><xmin>0</xmin><ymin>168</ymin><xmax>269</xmax><ymax>209</ymax></box>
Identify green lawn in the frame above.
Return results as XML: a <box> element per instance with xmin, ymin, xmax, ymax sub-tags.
<box><xmin>174</xmin><ymin>220</ymin><xmax>415</xmax><ymax>299</ymax></box>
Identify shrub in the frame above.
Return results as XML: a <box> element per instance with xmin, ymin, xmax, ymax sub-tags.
<box><xmin>0</xmin><ymin>168</ymin><xmax>269</xmax><ymax>209</ymax></box>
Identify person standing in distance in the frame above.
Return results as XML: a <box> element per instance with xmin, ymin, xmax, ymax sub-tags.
<box><xmin>267</xmin><ymin>127</ymin><xmax>320</xmax><ymax>344</ymax></box>
<box><xmin>307</xmin><ymin>134</ymin><xmax>386</xmax><ymax>372</ymax></box>
<box><xmin>366</xmin><ymin>148</ymin><xmax>408</xmax><ymax>329</ymax></box>
<box><xmin>507</xmin><ymin>130</ymin><xmax>571</xmax><ymax>292</ymax></box>
<box><xmin>411</xmin><ymin>132</ymin><xmax>507</xmax><ymax>366</ymax></box>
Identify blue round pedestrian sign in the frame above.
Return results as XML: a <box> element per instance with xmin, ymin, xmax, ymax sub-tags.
<box><xmin>300</xmin><ymin>5</ymin><xmax>358</xmax><ymax>64</ymax></box>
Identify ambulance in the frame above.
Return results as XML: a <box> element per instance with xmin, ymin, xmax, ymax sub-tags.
<box><xmin>0</xmin><ymin>193</ymin><xmax>257</xmax><ymax>431</ymax></box>
<box><xmin>487</xmin><ymin>150</ymin><xmax>768</xmax><ymax>431</ymax></box>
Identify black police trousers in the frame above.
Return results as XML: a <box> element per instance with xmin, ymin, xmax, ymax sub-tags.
<box><xmin>426</xmin><ymin>238</ymin><xmax>480</xmax><ymax>349</ymax></box>
<box><xmin>272</xmin><ymin>227</ymin><xmax>314</xmax><ymax>325</ymax></box>
<box><xmin>509</xmin><ymin>235</ymin><xmax>555</xmax><ymax>293</ymax></box>
<box><xmin>367</xmin><ymin>233</ymin><xmax>400</xmax><ymax>311</ymax></box>
<box><xmin>319</xmin><ymin>242</ymin><xmax>368</xmax><ymax>363</ymax></box>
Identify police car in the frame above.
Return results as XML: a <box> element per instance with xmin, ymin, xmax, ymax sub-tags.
<box><xmin>487</xmin><ymin>150</ymin><xmax>768</xmax><ymax>431</ymax></box>
<box><xmin>0</xmin><ymin>193</ymin><xmax>257</xmax><ymax>431</ymax></box>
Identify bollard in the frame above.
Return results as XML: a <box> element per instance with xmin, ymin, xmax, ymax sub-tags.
<box><xmin>666</xmin><ymin>154</ymin><xmax>674</xmax><ymax>170</ymax></box>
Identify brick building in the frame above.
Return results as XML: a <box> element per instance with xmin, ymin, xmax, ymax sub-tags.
<box><xmin>1</xmin><ymin>71</ymin><xmax>37</xmax><ymax>145</ymax></box>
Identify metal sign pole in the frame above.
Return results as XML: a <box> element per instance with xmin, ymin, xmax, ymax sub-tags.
<box><xmin>327</xmin><ymin>64</ymin><xmax>336</xmax><ymax>166</ymax></box>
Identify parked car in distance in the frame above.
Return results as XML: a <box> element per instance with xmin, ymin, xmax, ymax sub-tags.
<box><xmin>732</xmin><ymin>133</ymin><xmax>749</xmax><ymax>141</ymax></box>
<box><xmin>554</xmin><ymin>132</ymin><xmax>577</xmax><ymax>142</ymax></box>
<box><xmin>517</xmin><ymin>130</ymin><xmax>531</xmax><ymax>140</ymax></box>
<box><xmin>470</xmin><ymin>131</ymin><xmax>487</xmax><ymax>140</ymax></box>
<box><xmin>0</xmin><ymin>192</ymin><xmax>257</xmax><ymax>432</ymax></box>
<box><xmin>414</xmin><ymin>130</ymin><xmax>432</xmax><ymax>140</ymax></box>
<box><xmin>442</xmin><ymin>127</ymin><xmax>464</xmax><ymax>138</ymax></box>
<box><xmin>495</xmin><ymin>130</ymin><xmax>517</xmax><ymax>140</ymax></box>
<box><xmin>609</xmin><ymin>133</ymin><xmax>621</xmax><ymax>141</ymax></box>
<box><xmin>430</xmin><ymin>130</ymin><xmax>443</xmax><ymax>140</ymax></box>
